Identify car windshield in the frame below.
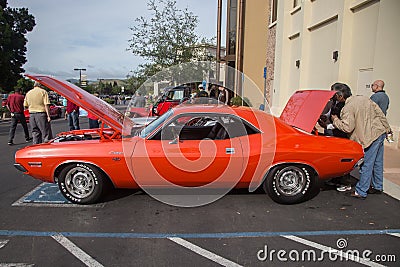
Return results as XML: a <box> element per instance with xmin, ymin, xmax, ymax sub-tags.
<box><xmin>139</xmin><ymin>109</ymin><xmax>173</xmax><ymax>138</ymax></box>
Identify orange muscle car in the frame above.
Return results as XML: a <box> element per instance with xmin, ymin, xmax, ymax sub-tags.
<box><xmin>14</xmin><ymin>75</ymin><xmax>363</xmax><ymax>205</ymax></box>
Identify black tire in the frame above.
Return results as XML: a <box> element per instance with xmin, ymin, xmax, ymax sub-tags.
<box><xmin>263</xmin><ymin>164</ymin><xmax>317</xmax><ymax>204</ymax></box>
<box><xmin>58</xmin><ymin>163</ymin><xmax>106</xmax><ymax>204</ymax></box>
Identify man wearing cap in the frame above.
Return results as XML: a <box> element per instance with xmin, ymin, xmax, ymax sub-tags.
<box><xmin>197</xmin><ymin>84</ymin><xmax>209</xmax><ymax>98</ymax></box>
<box><xmin>24</xmin><ymin>81</ymin><xmax>52</xmax><ymax>144</ymax></box>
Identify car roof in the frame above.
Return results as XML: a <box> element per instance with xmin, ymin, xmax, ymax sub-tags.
<box><xmin>171</xmin><ymin>104</ymin><xmax>271</xmax><ymax>128</ymax></box>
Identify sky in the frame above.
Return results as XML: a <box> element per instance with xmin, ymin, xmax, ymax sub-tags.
<box><xmin>8</xmin><ymin>0</ymin><xmax>224</xmax><ymax>81</ymax></box>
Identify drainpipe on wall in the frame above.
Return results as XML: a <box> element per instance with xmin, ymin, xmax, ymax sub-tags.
<box><xmin>236</xmin><ymin>0</ymin><xmax>245</xmax><ymax>97</ymax></box>
<box><xmin>216</xmin><ymin>0</ymin><xmax>222</xmax><ymax>83</ymax></box>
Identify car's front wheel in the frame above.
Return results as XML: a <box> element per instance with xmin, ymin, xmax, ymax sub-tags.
<box><xmin>263</xmin><ymin>164</ymin><xmax>317</xmax><ymax>204</ymax></box>
<box><xmin>58</xmin><ymin>163</ymin><xmax>107</xmax><ymax>204</ymax></box>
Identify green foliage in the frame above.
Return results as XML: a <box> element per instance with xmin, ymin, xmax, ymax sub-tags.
<box><xmin>103</xmin><ymin>98</ymin><xmax>115</xmax><ymax>105</ymax></box>
<box><xmin>14</xmin><ymin>77</ymin><xmax>34</xmax><ymax>93</ymax></box>
<box><xmin>0</xmin><ymin>1</ymin><xmax>35</xmax><ymax>92</ymax></box>
<box><xmin>128</xmin><ymin>0</ymin><xmax>199</xmax><ymax>69</ymax></box>
<box><xmin>230</xmin><ymin>96</ymin><xmax>252</xmax><ymax>107</ymax></box>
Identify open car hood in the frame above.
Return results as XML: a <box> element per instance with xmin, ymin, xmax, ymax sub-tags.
<box><xmin>280</xmin><ymin>90</ymin><xmax>336</xmax><ymax>132</ymax></box>
<box><xmin>26</xmin><ymin>74</ymin><xmax>129</xmax><ymax>133</ymax></box>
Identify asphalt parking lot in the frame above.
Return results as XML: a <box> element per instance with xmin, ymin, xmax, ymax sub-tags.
<box><xmin>0</xmin><ymin>113</ymin><xmax>399</xmax><ymax>266</ymax></box>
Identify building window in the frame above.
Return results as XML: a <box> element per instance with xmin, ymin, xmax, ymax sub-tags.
<box><xmin>227</xmin><ymin>0</ymin><xmax>237</xmax><ymax>56</ymax></box>
<box><xmin>271</xmin><ymin>0</ymin><xmax>278</xmax><ymax>24</ymax></box>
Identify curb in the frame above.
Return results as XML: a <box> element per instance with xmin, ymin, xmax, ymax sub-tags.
<box><xmin>384</xmin><ymin>177</ymin><xmax>400</xmax><ymax>201</ymax></box>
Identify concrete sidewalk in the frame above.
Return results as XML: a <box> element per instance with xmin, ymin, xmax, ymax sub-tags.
<box><xmin>383</xmin><ymin>145</ymin><xmax>400</xmax><ymax>201</ymax></box>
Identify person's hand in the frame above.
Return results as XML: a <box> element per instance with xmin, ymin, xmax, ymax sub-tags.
<box><xmin>331</xmin><ymin>114</ymin><xmax>338</xmax><ymax>121</ymax></box>
<box><xmin>318</xmin><ymin>115</ymin><xmax>328</xmax><ymax>128</ymax></box>
<box><xmin>318</xmin><ymin>119</ymin><xmax>327</xmax><ymax>128</ymax></box>
<box><xmin>47</xmin><ymin>116</ymin><xmax>51</xmax><ymax>122</ymax></box>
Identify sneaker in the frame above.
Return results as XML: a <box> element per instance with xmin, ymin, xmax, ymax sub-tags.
<box><xmin>8</xmin><ymin>141</ymin><xmax>13</xmax><ymax>146</ymax></box>
<box><xmin>350</xmin><ymin>191</ymin><xmax>366</xmax><ymax>200</ymax></box>
<box><xmin>368</xmin><ymin>188</ymin><xmax>383</xmax><ymax>194</ymax></box>
<box><xmin>337</xmin><ymin>185</ymin><xmax>352</xmax><ymax>192</ymax></box>
<box><xmin>26</xmin><ymin>137</ymin><xmax>33</xmax><ymax>142</ymax></box>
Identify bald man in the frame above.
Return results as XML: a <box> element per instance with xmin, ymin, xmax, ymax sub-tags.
<box><xmin>370</xmin><ymin>80</ymin><xmax>389</xmax><ymax>115</ymax></box>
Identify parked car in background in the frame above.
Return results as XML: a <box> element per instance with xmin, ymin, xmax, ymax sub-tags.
<box><xmin>149</xmin><ymin>85</ymin><xmax>192</xmax><ymax>116</ymax></box>
<box><xmin>14</xmin><ymin>75</ymin><xmax>364</xmax><ymax>205</ymax></box>
<box><xmin>1</xmin><ymin>94</ymin><xmax>8</xmax><ymax>107</ymax></box>
<box><xmin>24</xmin><ymin>103</ymin><xmax>62</xmax><ymax>123</ymax></box>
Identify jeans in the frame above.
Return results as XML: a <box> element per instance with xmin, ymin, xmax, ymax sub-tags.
<box><xmin>68</xmin><ymin>111</ymin><xmax>80</xmax><ymax>130</ymax></box>
<box><xmin>8</xmin><ymin>113</ymin><xmax>30</xmax><ymax>142</ymax></box>
<box><xmin>89</xmin><ymin>118</ymin><xmax>99</xmax><ymax>129</ymax></box>
<box><xmin>355</xmin><ymin>134</ymin><xmax>385</xmax><ymax>197</ymax></box>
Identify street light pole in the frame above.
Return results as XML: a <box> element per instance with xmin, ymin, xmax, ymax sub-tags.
<box><xmin>74</xmin><ymin>68</ymin><xmax>86</xmax><ymax>87</ymax></box>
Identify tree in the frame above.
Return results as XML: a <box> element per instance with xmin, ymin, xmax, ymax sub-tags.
<box><xmin>128</xmin><ymin>0</ymin><xmax>199</xmax><ymax>72</ymax></box>
<box><xmin>14</xmin><ymin>77</ymin><xmax>34</xmax><ymax>93</ymax></box>
<box><xmin>0</xmin><ymin>0</ymin><xmax>35</xmax><ymax>92</ymax></box>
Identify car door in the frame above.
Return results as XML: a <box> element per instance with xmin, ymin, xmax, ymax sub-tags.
<box><xmin>131</xmin><ymin>113</ymin><xmax>244</xmax><ymax>188</ymax></box>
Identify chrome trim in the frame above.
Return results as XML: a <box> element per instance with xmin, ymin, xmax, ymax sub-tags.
<box><xmin>14</xmin><ymin>163</ymin><xmax>27</xmax><ymax>173</ymax></box>
<box><xmin>226</xmin><ymin>148</ymin><xmax>235</xmax><ymax>154</ymax></box>
<box><xmin>354</xmin><ymin>158</ymin><xmax>364</xmax><ymax>168</ymax></box>
<box><xmin>147</xmin><ymin>112</ymin><xmax>262</xmax><ymax>140</ymax></box>
<box><xmin>28</xmin><ymin>162</ymin><xmax>42</xmax><ymax>167</ymax></box>
<box><xmin>340</xmin><ymin>158</ymin><xmax>354</xmax><ymax>163</ymax></box>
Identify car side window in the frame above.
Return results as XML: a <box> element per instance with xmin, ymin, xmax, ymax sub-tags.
<box><xmin>149</xmin><ymin>113</ymin><xmax>260</xmax><ymax>141</ymax></box>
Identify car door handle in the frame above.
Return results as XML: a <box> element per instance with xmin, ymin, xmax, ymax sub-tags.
<box><xmin>226</xmin><ymin>148</ymin><xmax>235</xmax><ymax>154</ymax></box>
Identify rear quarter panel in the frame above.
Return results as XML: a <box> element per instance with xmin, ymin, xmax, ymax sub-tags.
<box><xmin>274</xmin><ymin>132</ymin><xmax>363</xmax><ymax>179</ymax></box>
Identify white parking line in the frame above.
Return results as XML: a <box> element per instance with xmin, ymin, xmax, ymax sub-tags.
<box><xmin>0</xmin><ymin>239</ymin><xmax>9</xmax><ymax>249</ymax></box>
<box><xmin>0</xmin><ymin>264</ymin><xmax>34</xmax><ymax>267</ymax></box>
<box><xmin>282</xmin><ymin>235</ymin><xmax>385</xmax><ymax>267</ymax></box>
<box><xmin>1</xmin><ymin>239</ymin><xmax>34</xmax><ymax>266</ymax></box>
<box><xmin>51</xmin><ymin>234</ymin><xmax>103</xmax><ymax>267</ymax></box>
<box><xmin>388</xmin><ymin>233</ymin><xmax>400</xmax><ymax>238</ymax></box>
<box><xmin>168</xmin><ymin>237</ymin><xmax>243</xmax><ymax>267</ymax></box>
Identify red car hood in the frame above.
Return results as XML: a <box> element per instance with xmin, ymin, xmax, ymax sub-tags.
<box><xmin>26</xmin><ymin>74</ymin><xmax>129</xmax><ymax>133</ymax></box>
<box><xmin>280</xmin><ymin>90</ymin><xmax>336</xmax><ymax>132</ymax></box>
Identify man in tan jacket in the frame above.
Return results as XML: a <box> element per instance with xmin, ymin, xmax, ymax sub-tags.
<box><xmin>24</xmin><ymin>81</ymin><xmax>52</xmax><ymax>144</ymax></box>
<box><xmin>332</xmin><ymin>83</ymin><xmax>391</xmax><ymax>199</ymax></box>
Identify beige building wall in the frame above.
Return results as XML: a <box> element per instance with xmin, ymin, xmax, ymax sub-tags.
<box><xmin>272</xmin><ymin>0</ymin><xmax>400</xmax><ymax>148</ymax></box>
<box><xmin>241</xmin><ymin>0</ymin><xmax>269</xmax><ymax>109</ymax></box>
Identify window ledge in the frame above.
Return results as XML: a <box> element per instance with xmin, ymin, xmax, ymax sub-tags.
<box><xmin>350</xmin><ymin>0</ymin><xmax>379</xmax><ymax>12</ymax></box>
<box><xmin>290</xmin><ymin>5</ymin><xmax>301</xmax><ymax>15</ymax></box>
<box><xmin>288</xmin><ymin>32</ymin><xmax>300</xmax><ymax>40</ymax></box>
<box><xmin>307</xmin><ymin>14</ymin><xmax>338</xmax><ymax>31</ymax></box>
<box><xmin>269</xmin><ymin>21</ymin><xmax>277</xmax><ymax>29</ymax></box>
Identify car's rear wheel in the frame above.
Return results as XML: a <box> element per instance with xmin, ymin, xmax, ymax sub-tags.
<box><xmin>263</xmin><ymin>164</ymin><xmax>317</xmax><ymax>204</ymax></box>
<box><xmin>58</xmin><ymin>163</ymin><xmax>106</xmax><ymax>204</ymax></box>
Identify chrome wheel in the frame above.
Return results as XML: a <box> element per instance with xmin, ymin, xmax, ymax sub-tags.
<box><xmin>64</xmin><ymin>166</ymin><xmax>96</xmax><ymax>199</ymax></box>
<box><xmin>264</xmin><ymin>164</ymin><xmax>316</xmax><ymax>204</ymax></box>
<box><xmin>273</xmin><ymin>166</ymin><xmax>307</xmax><ymax>196</ymax></box>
